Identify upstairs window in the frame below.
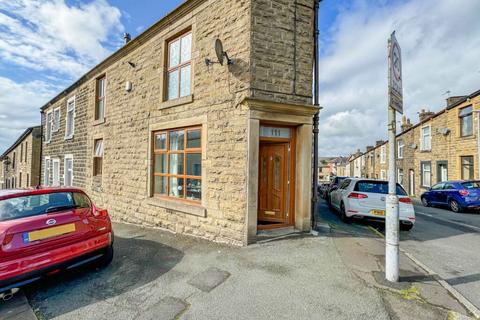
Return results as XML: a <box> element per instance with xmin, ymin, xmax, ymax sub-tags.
<box><xmin>459</xmin><ymin>106</ymin><xmax>473</xmax><ymax>137</ymax></box>
<box><xmin>45</xmin><ymin>111</ymin><xmax>53</xmax><ymax>143</ymax></box>
<box><xmin>421</xmin><ymin>126</ymin><xmax>431</xmax><ymax>151</ymax></box>
<box><xmin>65</xmin><ymin>96</ymin><xmax>75</xmax><ymax>139</ymax></box>
<box><xmin>152</xmin><ymin>127</ymin><xmax>201</xmax><ymax>201</ymax></box>
<box><xmin>397</xmin><ymin>140</ymin><xmax>404</xmax><ymax>159</ymax></box>
<box><xmin>95</xmin><ymin>76</ymin><xmax>106</xmax><ymax>121</ymax></box>
<box><xmin>12</xmin><ymin>152</ymin><xmax>15</xmax><ymax>169</ymax></box>
<box><xmin>53</xmin><ymin>108</ymin><xmax>61</xmax><ymax>132</ymax></box>
<box><xmin>167</xmin><ymin>32</ymin><xmax>192</xmax><ymax>100</ymax></box>
<box><xmin>24</xmin><ymin>142</ymin><xmax>27</xmax><ymax>162</ymax></box>
<box><xmin>93</xmin><ymin>139</ymin><xmax>104</xmax><ymax>176</ymax></box>
<box><xmin>380</xmin><ymin>146</ymin><xmax>386</xmax><ymax>164</ymax></box>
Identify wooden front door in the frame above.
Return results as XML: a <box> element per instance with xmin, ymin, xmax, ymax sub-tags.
<box><xmin>258</xmin><ymin>143</ymin><xmax>288</xmax><ymax>224</ymax></box>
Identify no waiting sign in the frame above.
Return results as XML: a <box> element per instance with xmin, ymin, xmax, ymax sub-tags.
<box><xmin>389</xmin><ymin>31</ymin><xmax>403</xmax><ymax>114</ymax></box>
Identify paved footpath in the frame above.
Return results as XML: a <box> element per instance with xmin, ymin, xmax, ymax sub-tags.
<box><xmin>1</xmin><ymin>216</ymin><xmax>476</xmax><ymax>320</ymax></box>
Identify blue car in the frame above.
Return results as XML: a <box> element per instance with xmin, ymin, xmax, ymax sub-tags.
<box><xmin>421</xmin><ymin>180</ymin><xmax>480</xmax><ymax>213</ymax></box>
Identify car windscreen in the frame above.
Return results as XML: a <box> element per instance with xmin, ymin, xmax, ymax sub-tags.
<box><xmin>462</xmin><ymin>181</ymin><xmax>480</xmax><ymax>189</ymax></box>
<box><xmin>354</xmin><ymin>181</ymin><xmax>407</xmax><ymax>196</ymax></box>
<box><xmin>0</xmin><ymin>192</ymin><xmax>76</xmax><ymax>222</ymax></box>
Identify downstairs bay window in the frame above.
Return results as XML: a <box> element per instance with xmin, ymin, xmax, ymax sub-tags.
<box><xmin>152</xmin><ymin>127</ymin><xmax>201</xmax><ymax>202</ymax></box>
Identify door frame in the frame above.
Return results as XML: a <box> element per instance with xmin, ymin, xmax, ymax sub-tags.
<box><xmin>409</xmin><ymin>169</ymin><xmax>415</xmax><ymax>196</ymax></box>
<box><xmin>436</xmin><ymin>160</ymin><xmax>448</xmax><ymax>183</ymax></box>
<box><xmin>257</xmin><ymin>124</ymin><xmax>296</xmax><ymax>230</ymax></box>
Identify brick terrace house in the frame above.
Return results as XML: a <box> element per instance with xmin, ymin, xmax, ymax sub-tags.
<box><xmin>40</xmin><ymin>0</ymin><xmax>319</xmax><ymax>245</ymax></box>
<box><xmin>349</xmin><ymin>89</ymin><xmax>480</xmax><ymax>196</ymax></box>
<box><xmin>1</xmin><ymin>126</ymin><xmax>42</xmax><ymax>189</ymax></box>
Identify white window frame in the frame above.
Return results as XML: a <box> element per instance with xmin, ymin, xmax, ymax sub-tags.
<box><xmin>65</xmin><ymin>96</ymin><xmax>76</xmax><ymax>140</ymax></box>
<box><xmin>53</xmin><ymin>107</ymin><xmax>61</xmax><ymax>132</ymax></box>
<box><xmin>64</xmin><ymin>154</ymin><xmax>74</xmax><ymax>186</ymax></box>
<box><xmin>380</xmin><ymin>169</ymin><xmax>386</xmax><ymax>180</ymax></box>
<box><xmin>397</xmin><ymin>140</ymin><xmax>404</xmax><ymax>159</ymax></box>
<box><xmin>52</xmin><ymin>158</ymin><xmax>60</xmax><ymax>187</ymax></box>
<box><xmin>421</xmin><ymin>162</ymin><xmax>432</xmax><ymax>187</ymax></box>
<box><xmin>380</xmin><ymin>145</ymin><xmax>386</xmax><ymax>164</ymax></box>
<box><xmin>45</xmin><ymin>110</ymin><xmax>53</xmax><ymax>143</ymax></box>
<box><xmin>421</xmin><ymin>125</ymin><xmax>431</xmax><ymax>151</ymax></box>
<box><xmin>44</xmin><ymin>156</ymin><xmax>51</xmax><ymax>186</ymax></box>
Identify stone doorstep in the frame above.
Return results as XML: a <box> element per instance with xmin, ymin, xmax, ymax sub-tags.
<box><xmin>0</xmin><ymin>290</ymin><xmax>36</xmax><ymax>320</ymax></box>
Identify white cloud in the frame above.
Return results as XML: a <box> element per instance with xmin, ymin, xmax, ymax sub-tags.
<box><xmin>0</xmin><ymin>0</ymin><xmax>124</xmax><ymax>77</ymax></box>
<box><xmin>0</xmin><ymin>77</ymin><xmax>57</xmax><ymax>149</ymax></box>
<box><xmin>319</xmin><ymin>0</ymin><xmax>480</xmax><ymax>156</ymax></box>
<box><xmin>0</xmin><ymin>0</ymin><xmax>124</xmax><ymax>152</ymax></box>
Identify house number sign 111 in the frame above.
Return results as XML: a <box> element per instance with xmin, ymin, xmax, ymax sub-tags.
<box><xmin>260</xmin><ymin>126</ymin><xmax>291</xmax><ymax>139</ymax></box>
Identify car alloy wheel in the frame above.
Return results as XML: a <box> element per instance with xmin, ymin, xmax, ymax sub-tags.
<box><xmin>421</xmin><ymin>197</ymin><xmax>430</xmax><ymax>207</ymax></box>
<box><xmin>450</xmin><ymin>200</ymin><xmax>460</xmax><ymax>213</ymax></box>
<box><xmin>340</xmin><ymin>203</ymin><xmax>351</xmax><ymax>223</ymax></box>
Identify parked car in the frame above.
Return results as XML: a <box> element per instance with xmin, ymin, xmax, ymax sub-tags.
<box><xmin>326</xmin><ymin>176</ymin><xmax>347</xmax><ymax>203</ymax></box>
<box><xmin>420</xmin><ymin>180</ymin><xmax>480</xmax><ymax>213</ymax></box>
<box><xmin>329</xmin><ymin>178</ymin><xmax>415</xmax><ymax>231</ymax></box>
<box><xmin>0</xmin><ymin>187</ymin><xmax>113</xmax><ymax>298</ymax></box>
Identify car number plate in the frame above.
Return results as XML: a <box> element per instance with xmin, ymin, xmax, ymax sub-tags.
<box><xmin>371</xmin><ymin>210</ymin><xmax>385</xmax><ymax>216</ymax></box>
<box><xmin>23</xmin><ymin>223</ymin><xmax>76</xmax><ymax>243</ymax></box>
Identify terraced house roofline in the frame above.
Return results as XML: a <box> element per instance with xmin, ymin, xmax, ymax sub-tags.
<box><xmin>0</xmin><ymin>126</ymin><xmax>42</xmax><ymax>160</ymax></box>
<box><xmin>40</xmin><ymin>0</ymin><xmax>206</xmax><ymax>112</ymax></box>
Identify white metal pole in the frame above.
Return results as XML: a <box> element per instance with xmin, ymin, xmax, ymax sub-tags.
<box><xmin>386</xmin><ymin>106</ymin><xmax>400</xmax><ymax>282</ymax></box>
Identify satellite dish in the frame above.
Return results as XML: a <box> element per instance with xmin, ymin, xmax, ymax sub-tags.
<box><xmin>215</xmin><ymin>39</ymin><xmax>225</xmax><ymax>66</ymax></box>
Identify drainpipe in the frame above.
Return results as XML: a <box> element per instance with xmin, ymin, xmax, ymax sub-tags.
<box><xmin>311</xmin><ymin>0</ymin><xmax>321</xmax><ymax>229</ymax></box>
<box><xmin>475</xmin><ymin>110</ymin><xmax>480</xmax><ymax>179</ymax></box>
<box><xmin>39</xmin><ymin>110</ymin><xmax>44</xmax><ymax>188</ymax></box>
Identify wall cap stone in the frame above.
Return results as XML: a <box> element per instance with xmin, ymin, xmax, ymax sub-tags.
<box><xmin>244</xmin><ymin>98</ymin><xmax>319</xmax><ymax>117</ymax></box>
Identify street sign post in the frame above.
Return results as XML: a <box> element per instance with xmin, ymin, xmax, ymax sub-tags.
<box><xmin>386</xmin><ymin>31</ymin><xmax>403</xmax><ymax>283</ymax></box>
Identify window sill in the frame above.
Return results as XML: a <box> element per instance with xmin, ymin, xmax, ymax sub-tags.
<box><xmin>93</xmin><ymin>118</ymin><xmax>106</xmax><ymax>126</ymax></box>
<box><xmin>159</xmin><ymin>94</ymin><xmax>194</xmax><ymax>110</ymax></box>
<box><xmin>64</xmin><ymin>135</ymin><xmax>74</xmax><ymax>141</ymax></box>
<box><xmin>459</xmin><ymin>135</ymin><xmax>475</xmax><ymax>140</ymax></box>
<box><xmin>147</xmin><ymin>196</ymin><xmax>206</xmax><ymax>218</ymax></box>
<box><xmin>420</xmin><ymin>149</ymin><xmax>431</xmax><ymax>153</ymax></box>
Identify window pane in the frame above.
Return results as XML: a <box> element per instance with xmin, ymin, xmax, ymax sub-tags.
<box><xmin>180</xmin><ymin>65</ymin><xmax>191</xmax><ymax>97</ymax></box>
<box><xmin>97</xmin><ymin>99</ymin><xmax>105</xmax><ymax>119</ymax></box>
<box><xmin>154</xmin><ymin>176</ymin><xmax>167</xmax><ymax>195</ymax></box>
<box><xmin>461</xmin><ymin>115</ymin><xmax>473</xmax><ymax>136</ymax></box>
<box><xmin>154</xmin><ymin>154</ymin><xmax>167</xmax><ymax>173</ymax></box>
<box><xmin>169</xmin><ymin>39</ymin><xmax>180</xmax><ymax>68</ymax></box>
<box><xmin>98</xmin><ymin>78</ymin><xmax>105</xmax><ymax>98</ymax></box>
<box><xmin>186</xmin><ymin>153</ymin><xmax>201</xmax><ymax>176</ymax></box>
<box><xmin>169</xmin><ymin>177</ymin><xmax>184</xmax><ymax>198</ymax></box>
<box><xmin>169</xmin><ymin>130</ymin><xmax>184</xmax><ymax>150</ymax></box>
<box><xmin>186</xmin><ymin>179</ymin><xmax>201</xmax><ymax>201</ymax></box>
<box><xmin>459</xmin><ymin>106</ymin><xmax>473</xmax><ymax>117</ymax></box>
<box><xmin>95</xmin><ymin>139</ymin><xmax>104</xmax><ymax>156</ymax></box>
<box><xmin>187</xmin><ymin>130</ymin><xmax>201</xmax><ymax>148</ymax></box>
<box><xmin>168</xmin><ymin>70</ymin><xmax>179</xmax><ymax>100</ymax></box>
<box><xmin>180</xmin><ymin>33</ymin><xmax>192</xmax><ymax>63</ymax></box>
<box><xmin>169</xmin><ymin>153</ymin><xmax>184</xmax><ymax>174</ymax></box>
<box><xmin>155</xmin><ymin>133</ymin><xmax>166</xmax><ymax>150</ymax></box>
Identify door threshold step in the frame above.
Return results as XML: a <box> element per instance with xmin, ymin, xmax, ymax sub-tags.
<box><xmin>256</xmin><ymin>227</ymin><xmax>304</xmax><ymax>243</ymax></box>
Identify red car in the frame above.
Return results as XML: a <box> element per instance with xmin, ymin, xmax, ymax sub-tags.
<box><xmin>0</xmin><ymin>187</ymin><xmax>113</xmax><ymax>296</ymax></box>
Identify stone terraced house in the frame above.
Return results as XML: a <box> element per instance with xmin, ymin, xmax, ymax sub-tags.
<box><xmin>40</xmin><ymin>0</ymin><xmax>319</xmax><ymax>245</ymax></box>
<box><xmin>1</xmin><ymin>126</ymin><xmax>42</xmax><ymax>189</ymax></box>
<box><xmin>349</xmin><ymin>89</ymin><xmax>480</xmax><ymax>197</ymax></box>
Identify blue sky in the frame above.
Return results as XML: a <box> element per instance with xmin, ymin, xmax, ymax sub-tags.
<box><xmin>1</xmin><ymin>0</ymin><xmax>479</xmax><ymax>156</ymax></box>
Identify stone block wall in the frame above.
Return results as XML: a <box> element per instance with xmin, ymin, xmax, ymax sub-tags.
<box><xmin>40</xmin><ymin>0</ymin><xmax>316</xmax><ymax>245</ymax></box>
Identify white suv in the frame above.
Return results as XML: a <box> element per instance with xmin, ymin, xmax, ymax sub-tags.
<box><xmin>329</xmin><ymin>178</ymin><xmax>415</xmax><ymax>231</ymax></box>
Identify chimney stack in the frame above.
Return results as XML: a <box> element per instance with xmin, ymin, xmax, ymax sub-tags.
<box><xmin>446</xmin><ymin>96</ymin><xmax>467</xmax><ymax>108</ymax></box>
<box><xmin>376</xmin><ymin>140</ymin><xmax>384</xmax><ymax>147</ymax></box>
<box><xmin>401</xmin><ymin>115</ymin><xmax>413</xmax><ymax>132</ymax></box>
<box><xmin>366</xmin><ymin>146</ymin><xmax>374</xmax><ymax>152</ymax></box>
<box><xmin>419</xmin><ymin>109</ymin><xmax>435</xmax><ymax>122</ymax></box>
<box><xmin>123</xmin><ymin>33</ymin><xmax>131</xmax><ymax>45</ymax></box>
